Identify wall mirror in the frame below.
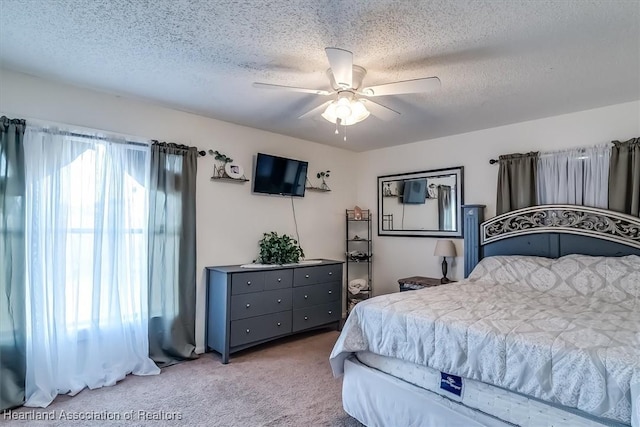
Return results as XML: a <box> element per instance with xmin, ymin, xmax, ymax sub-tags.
<box><xmin>377</xmin><ymin>166</ymin><xmax>464</xmax><ymax>237</ymax></box>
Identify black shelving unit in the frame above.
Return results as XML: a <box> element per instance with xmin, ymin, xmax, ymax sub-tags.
<box><xmin>345</xmin><ymin>209</ymin><xmax>372</xmax><ymax>314</ymax></box>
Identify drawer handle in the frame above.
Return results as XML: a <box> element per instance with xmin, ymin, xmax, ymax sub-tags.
<box><xmin>277</xmin><ymin>322</ymin><xmax>281</xmax><ymax>326</ymax></box>
<box><xmin>328</xmin><ymin>290</ymin><xmax>332</xmax><ymax>294</ymax></box>
<box><xmin>246</xmin><ymin>329</ymin><xmax>250</xmax><ymax>333</ymax></box>
<box><xmin>305</xmin><ymin>274</ymin><xmax>310</xmax><ymax>278</ymax></box>
<box><xmin>304</xmin><ymin>316</ymin><xmax>308</xmax><ymax>320</ymax></box>
<box><xmin>304</xmin><ymin>295</ymin><xmax>308</xmax><ymax>299</ymax></box>
<box><xmin>328</xmin><ymin>310</ymin><xmax>332</xmax><ymax>315</ymax></box>
<box><xmin>329</xmin><ymin>272</ymin><xmax>333</xmax><ymax>276</ymax></box>
<box><xmin>247</xmin><ymin>281</ymin><xmax>251</xmax><ymax>285</ymax></box>
<box><xmin>277</xmin><ymin>278</ymin><xmax>282</xmax><ymax>282</ymax></box>
<box><xmin>277</xmin><ymin>299</ymin><xmax>282</xmax><ymax>303</ymax></box>
<box><xmin>246</xmin><ymin>303</ymin><xmax>251</xmax><ymax>308</ymax></box>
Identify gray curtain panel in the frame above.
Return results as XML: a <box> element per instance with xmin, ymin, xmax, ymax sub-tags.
<box><xmin>608</xmin><ymin>137</ymin><xmax>640</xmax><ymax>216</ymax></box>
<box><xmin>437</xmin><ymin>185</ymin><xmax>453</xmax><ymax>230</ymax></box>
<box><xmin>496</xmin><ymin>152</ymin><xmax>539</xmax><ymax>215</ymax></box>
<box><xmin>0</xmin><ymin>117</ymin><xmax>26</xmax><ymax>410</ymax></box>
<box><xmin>148</xmin><ymin>142</ymin><xmax>199</xmax><ymax>367</ymax></box>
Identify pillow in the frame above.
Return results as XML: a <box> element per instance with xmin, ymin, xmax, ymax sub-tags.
<box><xmin>468</xmin><ymin>255</ymin><xmax>555</xmax><ymax>290</ymax></box>
<box><xmin>469</xmin><ymin>254</ymin><xmax>640</xmax><ymax>304</ymax></box>
<box><xmin>554</xmin><ymin>254</ymin><xmax>640</xmax><ymax>304</ymax></box>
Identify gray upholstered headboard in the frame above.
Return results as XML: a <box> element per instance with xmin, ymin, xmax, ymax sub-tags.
<box><xmin>462</xmin><ymin>204</ymin><xmax>640</xmax><ymax>277</ymax></box>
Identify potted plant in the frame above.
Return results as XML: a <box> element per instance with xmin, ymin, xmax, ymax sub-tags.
<box><xmin>256</xmin><ymin>232</ymin><xmax>305</xmax><ymax>264</ymax></box>
<box><xmin>317</xmin><ymin>170</ymin><xmax>330</xmax><ymax>190</ymax></box>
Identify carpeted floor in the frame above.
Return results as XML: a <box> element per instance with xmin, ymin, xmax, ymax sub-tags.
<box><xmin>4</xmin><ymin>329</ymin><xmax>363</xmax><ymax>427</ymax></box>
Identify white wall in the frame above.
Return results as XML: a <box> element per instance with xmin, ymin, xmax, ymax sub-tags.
<box><xmin>356</xmin><ymin>100</ymin><xmax>640</xmax><ymax>296</ymax></box>
<box><xmin>0</xmin><ymin>69</ymin><xmax>358</xmax><ymax>353</ymax></box>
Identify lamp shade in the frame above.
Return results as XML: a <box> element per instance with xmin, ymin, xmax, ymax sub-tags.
<box><xmin>434</xmin><ymin>240</ymin><xmax>456</xmax><ymax>257</ymax></box>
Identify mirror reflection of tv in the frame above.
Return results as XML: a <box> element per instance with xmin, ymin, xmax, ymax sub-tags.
<box><xmin>401</xmin><ymin>179</ymin><xmax>427</xmax><ymax>204</ymax></box>
<box><xmin>253</xmin><ymin>153</ymin><xmax>308</xmax><ymax>197</ymax></box>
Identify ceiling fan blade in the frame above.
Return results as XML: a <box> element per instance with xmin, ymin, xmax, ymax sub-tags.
<box><xmin>325</xmin><ymin>47</ymin><xmax>353</xmax><ymax>89</ymax></box>
<box><xmin>253</xmin><ymin>82</ymin><xmax>331</xmax><ymax>96</ymax></box>
<box><xmin>298</xmin><ymin>100</ymin><xmax>333</xmax><ymax>119</ymax></box>
<box><xmin>362</xmin><ymin>77</ymin><xmax>441</xmax><ymax>97</ymax></box>
<box><xmin>360</xmin><ymin>99</ymin><xmax>400</xmax><ymax>121</ymax></box>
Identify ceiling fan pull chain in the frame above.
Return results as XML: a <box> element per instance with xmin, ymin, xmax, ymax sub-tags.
<box><xmin>343</xmin><ymin>123</ymin><xmax>347</xmax><ymax>142</ymax></box>
<box><xmin>335</xmin><ymin>120</ymin><xmax>339</xmax><ymax>135</ymax></box>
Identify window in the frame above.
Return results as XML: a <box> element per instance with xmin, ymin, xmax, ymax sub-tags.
<box><xmin>57</xmin><ymin>145</ymin><xmax>147</xmax><ymax>327</ymax></box>
<box><xmin>24</xmin><ymin>132</ymin><xmax>150</xmax><ymax>331</ymax></box>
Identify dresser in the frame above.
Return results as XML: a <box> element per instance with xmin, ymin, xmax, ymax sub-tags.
<box><xmin>206</xmin><ymin>259</ymin><xmax>343</xmax><ymax>363</ymax></box>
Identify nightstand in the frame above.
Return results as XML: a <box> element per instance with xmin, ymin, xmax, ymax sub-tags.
<box><xmin>398</xmin><ymin>276</ymin><xmax>454</xmax><ymax>292</ymax></box>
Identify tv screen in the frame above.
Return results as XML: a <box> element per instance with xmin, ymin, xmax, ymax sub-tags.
<box><xmin>401</xmin><ymin>179</ymin><xmax>427</xmax><ymax>204</ymax></box>
<box><xmin>253</xmin><ymin>153</ymin><xmax>308</xmax><ymax>197</ymax></box>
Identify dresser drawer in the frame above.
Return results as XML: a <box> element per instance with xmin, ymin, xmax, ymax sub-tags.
<box><xmin>230</xmin><ymin>311</ymin><xmax>292</xmax><ymax>347</ymax></box>
<box><xmin>292</xmin><ymin>301</ymin><xmax>341</xmax><ymax>332</ymax></box>
<box><xmin>264</xmin><ymin>269</ymin><xmax>293</xmax><ymax>290</ymax></box>
<box><xmin>231</xmin><ymin>271</ymin><xmax>265</xmax><ymax>295</ymax></box>
<box><xmin>230</xmin><ymin>288</ymin><xmax>292</xmax><ymax>320</ymax></box>
<box><xmin>293</xmin><ymin>264</ymin><xmax>341</xmax><ymax>287</ymax></box>
<box><xmin>292</xmin><ymin>281</ymin><xmax>341</xmax><ymax>309</ymax></box>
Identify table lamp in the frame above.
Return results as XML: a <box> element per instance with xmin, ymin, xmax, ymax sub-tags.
<box><xmin>434</xmin><ymin>240</ymin><xmax>456</xmax><ymax>283</ymax></box>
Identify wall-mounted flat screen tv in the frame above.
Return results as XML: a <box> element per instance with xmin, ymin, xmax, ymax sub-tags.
<box><xmin>401</xmin><ymin>179</ymin><xmax>427</xmax><ymax>204</ymax></box>
<box><xmin>253</xmin><ymin>153</ymin><xmax>308</xmax><ymax>197</ymax></box>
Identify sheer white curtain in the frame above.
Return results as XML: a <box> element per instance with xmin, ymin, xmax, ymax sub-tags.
<box><xmin>536</xmin><ymin>145</ymin><xmax>611</xmax><ymax>208</ymax></box>
<box><xmin>23</xmin><ymin>127</ymin><xmax>159</xmax><ymax>407</ymax></box>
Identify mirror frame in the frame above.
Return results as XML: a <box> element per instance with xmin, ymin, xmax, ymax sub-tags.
<box><xmin>377</xmin><ymin>166</ymin><xmax>464</xmax><ymax>238</ymax></box>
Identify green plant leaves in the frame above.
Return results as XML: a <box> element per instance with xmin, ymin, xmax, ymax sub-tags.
<box><xmin>256</xmin><ymin>231</ymin><xmax>304</xmax><ymax>264</ymax></box>
<box><xmin>316</xmin><ymin>170</ymin><xmax>330</xmax><ymax>179</ymax></box>
<box><xmin>213</xmin><ymin>150</ymin><xmax>233</xmax><ymax>163</ymax></box>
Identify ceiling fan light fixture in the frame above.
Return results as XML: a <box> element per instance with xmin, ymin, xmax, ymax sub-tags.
<box><xmin>335</xmin><ymin>97</ymin><xmax>352</xmax><ymax>120</ymax></box>
<box><xmin>322</xmin><ymin>97</ymin><xmax>370</xmax><ymax>126</ymax></box>
<box><xmin>350</xmin><ymin>99</ymin><xmax>370</xmax><ymax>123</ymax></box>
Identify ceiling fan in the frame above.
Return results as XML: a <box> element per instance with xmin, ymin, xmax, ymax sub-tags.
<box><xmin>253</xmin><ymin>47</ymin><xmax>441</xmax><ymax>139</ymax></box>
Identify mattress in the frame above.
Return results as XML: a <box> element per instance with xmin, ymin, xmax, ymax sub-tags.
<box><xmin>344</xmin><ymin>356</ymin><xmax>514</xmax><ymax>427</ymax></box>
<box><xmin>356</xmin><ymin>351</ymin><xmax>625</xmax><ymax>427</ymax></box>
<box><xmin>330</xmin><ymin>255</ymin><xmax>640</xmax><ymax>427</ymax></box>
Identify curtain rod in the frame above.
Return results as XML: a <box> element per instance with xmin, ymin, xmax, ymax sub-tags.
<box><xmin>28</xmin><ymin>126</ymin><xmax>148</xmax><ymax>147</ymax></box>
<box><xmin>29</xmin><ymin>127</ymin><xmax>207</xmax><ymax>156</ymax></box>
<box><xmin>151</xmin><ymin>140</ymin><xmax>206</xmax><ymax>157</ymax></box>
<box><xmin>489</xmin><ymin>146</ymin><xmax>611</xmax><ymax>165</ymax></box>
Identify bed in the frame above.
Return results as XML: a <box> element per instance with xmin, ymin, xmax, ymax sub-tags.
<box><xmin>330</xmin><ymin>205</ymin><xmax>640</xmax><ymax>427</ymax></box>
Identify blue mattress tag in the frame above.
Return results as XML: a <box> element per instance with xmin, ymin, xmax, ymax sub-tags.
<box><xmin>440</xmin><ymin>372</ymin><xmax>463</xmax><ymax>396</ymax></box>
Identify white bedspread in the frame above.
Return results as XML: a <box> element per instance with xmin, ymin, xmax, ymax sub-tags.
<box><xmin>330</xmin><ymin>255</ymin><xmax>640</xmax><ymax>426</ymax></box>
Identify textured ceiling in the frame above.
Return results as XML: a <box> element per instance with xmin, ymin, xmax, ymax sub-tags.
<box><xmin>0</xmin><ymin>0</ymin><xmax>639</xmax><ymax>151</ymax></box>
